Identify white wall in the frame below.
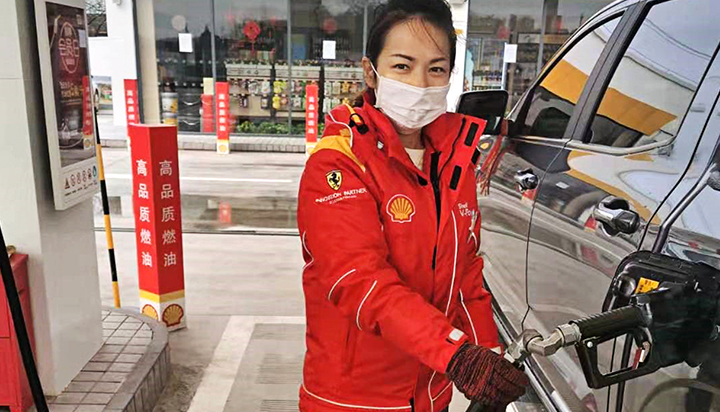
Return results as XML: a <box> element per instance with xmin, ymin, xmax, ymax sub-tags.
<box><xmin>1</xmin><ymin>0</ymin><xmax>103</xmax><ymax>395</ymax></box>
<box><xmin>448</xmin><ymin>0</ymin><xmax>469</xmax><ymax>112</ymax></box>
<box><xmin>88</xmin><ymin>0</ymin><xmax>138</xmax><ymax>126</ymax></box>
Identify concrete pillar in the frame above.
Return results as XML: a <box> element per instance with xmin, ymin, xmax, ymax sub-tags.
<box><xmin>0</xmin><ymin>0</ymin><xmax>103</xmax><ymax>395</ymax></box>
<box><xmin>137</xmin><ymin>0</ymin><xmax>161</xmax><ymax>124</ymax></box>
<box><xmin>448</xmin><ymin>0</ymin><xmax>470</xmax><ymax>112</ymax></box>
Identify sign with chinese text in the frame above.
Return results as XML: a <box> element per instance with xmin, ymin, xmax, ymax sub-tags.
<box><xmin>129</xmin><ymin>124</ymin><xmax>186</xmax><ymax>331</ymax></box>
<box><xmin>35</xmin><ymin>0</ymin><xmax>99</xmax><ymax>209</ymax></box>
<box><xmin>216</xmin><ymin>82</ymin><xmax>230</xmax><ymax>155</ymax></box>
<box><xmin>124</xmin><ymin>79</ymin><xmax>140</xmax><ymax>129</ymax></box>
<box><xmin>305</xmin><ymin>83</ymin><xmax>319</xmax><ymax>156</ymax></box>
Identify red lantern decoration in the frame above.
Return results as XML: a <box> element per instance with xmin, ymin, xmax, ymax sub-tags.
<box><xmin>323</xmin><ymin>18</ymin><xmax>338</xmax><ymax>34</ymax></box>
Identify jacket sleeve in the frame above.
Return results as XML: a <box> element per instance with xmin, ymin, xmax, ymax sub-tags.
<box><xmin>298</xmin><ymin>149</ymin><xmax>467</xmax><ymax>374</ymax></box>
<box><xmin>457</xmin><ymin>197</ymin><xmax>500</xmax><ymax>349</ymax></box>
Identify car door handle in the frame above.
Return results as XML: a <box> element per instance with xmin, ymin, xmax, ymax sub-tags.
<box><xmin>514</xmin><ymin>169</ymin><xmax>538</xmax><ymax>191</ymax></box>
<box><xmin>593</xmin><ymin>198</ymin><xmax>640</xmax><ymax>235</ymax></box>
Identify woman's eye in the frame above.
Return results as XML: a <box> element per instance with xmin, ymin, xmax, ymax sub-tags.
<box><xmin>430</xmin><ymin>67</ymin><xmax>447</xmax><ymax>74</ymax></box>
<box><xmin>393</xmin><ymin>64</ymin><xmax>410</xmax><ymax>70</ymax></box>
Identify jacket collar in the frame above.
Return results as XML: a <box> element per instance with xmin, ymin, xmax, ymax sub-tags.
<box><xmin>358</xmin><ymin>90</ymin><xmax>470</xmax><ymax>165</ymax></box>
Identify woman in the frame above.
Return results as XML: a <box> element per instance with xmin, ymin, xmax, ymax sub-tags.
<box><xmin>297</xmin><ymin>1</ymin><xmax>529</xmax><ymax>411</ymax></box>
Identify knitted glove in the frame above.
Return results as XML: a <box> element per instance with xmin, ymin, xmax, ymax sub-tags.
<box><xmin>447</xmin><ymin>343</ymin><xmax>529</xmax><ymax>407</ymax></box>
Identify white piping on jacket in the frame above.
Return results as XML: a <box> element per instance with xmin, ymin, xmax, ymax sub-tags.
<box><xmin>302</xmin><ymin>232</ymin><xmax>314</xmax><ymax>271</ymax></box>
<box><xmin>428</xmin><ymin>371</ymin><xmax>437</xmax><ymax>412</ymax></box>
<box><xmin>445</xmin><ymin>211</ymin><xmax>459</xmax><ymax>316</ymax></box>
<box><xmin>459</xmin><ymin>289</ymin><xmax>478</xmax><ymax>344</ymax></box>
<box><xmin>302</xmin><ymin>384</ymin><xmax>411</xmax><ymax>410</ymax></box>
<box><xmin>432</xmin><ymin>381</ymin><xmax>453</xmax><ymax>401</ymax></box>
<box><xmin>328</xmin><ymin>269</ymin><xmax>357</xmax><ymax>300</ymax></box>
<box><xmin>327</xmin><ymin>111</ymin><xmax>355</xmax><ymax>147</ymax></box>
<box><xmin>356</xmin><ymin>280</ymin><xmax>378</xmax><ymax>331</ymax></box>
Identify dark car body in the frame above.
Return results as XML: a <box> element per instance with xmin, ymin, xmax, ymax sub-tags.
<box><xmin>466</xmin><ymin>0</ymin><xmax>720</xmax><ymax>411</ymax></box>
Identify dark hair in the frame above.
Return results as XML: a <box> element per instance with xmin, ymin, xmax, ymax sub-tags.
<box><xmin>354</xmin><ymin>0</ymin><xmax>456</xmax><ymax>106</ymax></box>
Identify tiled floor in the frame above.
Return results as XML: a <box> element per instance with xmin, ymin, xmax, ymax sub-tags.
<box><xmin>45</xmin><ymin>311</ymin><xmax>155</xmax><ymax>412</ymax></box>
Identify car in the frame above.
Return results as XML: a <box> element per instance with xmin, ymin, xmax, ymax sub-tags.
<box><xmin>456</xmin><ymin>0</ymin><xmax>720</xmax><ymax>411</ymax></box>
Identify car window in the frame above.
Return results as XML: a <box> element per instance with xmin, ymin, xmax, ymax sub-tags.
<box><xmin>521</xmin><ymin>16</ymin><xmax>621</xmax><ymax>139</ymax></box>
<box><xmin>587</xmin><ymin>0</ymin><xmax>720</xmax><ymax>149</ymax></box>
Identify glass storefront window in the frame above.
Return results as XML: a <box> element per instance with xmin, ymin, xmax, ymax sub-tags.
<box><xmin>154</xmin><ymin>0</ymin><xmax>214</xmax><ymax>132</ymax></box>
<box><xmin>215</xmin><ymin>0</ymin><xmax>291</xmax><ymax>135</ymax></box>
<box><xmin>466</xmin><ymin>0</ymin><xmax>613</xmax><ymax>109</ymax></box>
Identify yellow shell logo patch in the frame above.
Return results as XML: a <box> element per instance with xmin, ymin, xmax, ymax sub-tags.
<box><xmin>142</xmin><ymin>304</ymin><xmax>159</xmax><ymax>321</ymax></box>
<box><xmin>326</xmin><ymin>170</ymin><xmax>342</xmax><ymax>191</ymax></box>
<box><xmin>162</xmin><ymin>304</ymin><xmax>185</xmax><ymax>327</ymax></box>
<box><xmin>387</xmin><ymin>194</ymin><xmax>416</xmax><ymax>223</ymax></box>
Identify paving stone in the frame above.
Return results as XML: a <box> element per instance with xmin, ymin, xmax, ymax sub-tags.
<box><xmin>101</xmin><ymin>372</ymin><xmax>129</xmax><ymax>383</ymax></box>
<box><xmin>123</xmin><ymin>318</ymin><xmax>142</xmax><ymax>324</ymax></box>
<box><xmin>112</xmin><ymin>329</ymin><xmax>136</xmax><ymax>337</ymax></box>
<box><xmin>82</xmin><ymin>362</ymin><xmax>111</xmax><ymax>372</ymax></box>
<box><xmin>105</xmin><ymin>315</ymin><xmax>127</xmax><ymax>323</ymax></box>
<box><xmin>66</xmin><ymin>381</ymin><xmax>95</xmax><ymax>392</ymax></box>
<box><xmin>99</xmin><ymin>345</ymin><xmax>125</xmax><ymax>354</ymax></box>
<box><xmin>134</xmin><ymin>330</ymin><xmax>152</xmax><ymax>338</ymax></box>
<box><xmin>116</xmin><ymin>354</ymin><xmax>142</xmax><ymax>363</ymax></box>
<box><xmin>102</xmin><ymin>322</ymin><xmax>122</xmax><ymax>330</ymax></box>
<box><xmin>91</xmin><ymin>382</ymin><xmax>122</xmax><ymax>393</ymax></box>
<box><xmin>49</xmin><ymin>405</ymin><xmax>78</xmax><ymax>412</ymax></box>
<box><xmin>129</xmin><ymin>337</ymin><xmax>151</xmax><ymax>346</ymax></box>
<box><xmin>81</xmin><ymin>393</ymin><xmax>113</xmax><ymax>405</ymax></box>
<box><xmin>53</xmin><ymin>392</ymin><xmax>86</xmax><ymax>404</ymax></box>
<box><xmin>74</xmin><ymin>372</ymin><xmax>104</xmax><ymax>382</ymax></box>
<box><xmin>91</xmin><ymin>353</ymin><xmax>118</xmax><ymax>363</ymax></box>
<box><xmin>122</xmin><ymin>345</ymin><xmax>148</xmax><ymax>354</ymax></box>
<box><xmin>106</xmin><ymin>337</ymin><xmax>132</xmax><ymax>345</ymax></box>
<box><xmin>75</xmin><ymin>406</ymin><xmax>105</xmax><ymax>412</ymax></box>
<box><xmin>109</xmin><ymin>362</ymin><xmax>136</xmax><ymax>372</ymax></box>
<box><xmin>118</xmin><ymin>322</ymin><xmax>142</xmax><ymax>331</ymax></box>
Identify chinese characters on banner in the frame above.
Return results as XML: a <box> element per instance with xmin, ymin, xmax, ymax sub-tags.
<box><xmin>82</xmin><ymin>76</ymin><xmax>93</xmax><ymax>141</ymax></box>
<box><xmin>124</xmin><ymin>79</ymin><xmax>140</xmax><ymax>149</ymax></box>
<box><xmin>305</xmin><ymin>84</ymin><xmax>319</xmax><ymax>156</ymax></box>
<box><xmin>216</xmin><ymin>82</ymin><xmax>230</xmax><ymax>155</ymax></box>
<box><xmin>129</xmin><ymin>124</ymin><xmax>186</xmax><ymax>331</ymax></box>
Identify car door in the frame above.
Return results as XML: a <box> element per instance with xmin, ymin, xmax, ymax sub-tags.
<box><xmin>522</xmin><ymin>1</ymin><xmax>720</xmax><ymax>411</ymax></box>
<box><xmin>620</xmin><ymin>54</ymin><xmax>720</xmax><ymax>412</ymax></box>
<box><xmin>475</xmin><ymin>6</ymin><xmax>626</xmax><ymax>338</ymax></box>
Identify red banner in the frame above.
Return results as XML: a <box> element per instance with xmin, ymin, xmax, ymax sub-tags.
<box><xmin>201</xmin><ymin>94</ymin><xmax>215</xmax><ymax>133</ymax></box>
<box><xmin>82</xmin><ymin>76</ymin><xmax>93</xmax><ymax>139</ymax></box>
<box><xmin>216</xmin><ymin>82</ymin><xmax>230</xmax><ymax>154</ymax></box>
<box><xmin>130</xmin><ymin>124</ymin><xmax>186</xmax><ymax>330</ymax></box>
<box><xmin>124</xmin><ymin>79</ymin><xmax>140</xmax><ymax>129</ymax></box>
<box><xmin>305</xmin><ymin>83</ymin><xmax>319</xmax><ymax>155</ymax></box>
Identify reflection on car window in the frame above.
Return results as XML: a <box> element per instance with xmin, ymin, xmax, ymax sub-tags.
<box><xmin>522</xmin><ymin>16</ymin><xmax>620</xmax><ymax>139</ymax></box>
<box><xmin>588</xmin><ymin>0</ymin><xmax>720</xmax><ymax>149</ymax></box>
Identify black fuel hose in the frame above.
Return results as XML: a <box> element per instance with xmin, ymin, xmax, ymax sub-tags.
<box><xmin>571</xmin><ymin>305</ymin><xmax>647</xmax><ymax>338</ymax></box>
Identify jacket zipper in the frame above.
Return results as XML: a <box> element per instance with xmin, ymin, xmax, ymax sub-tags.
<box><xmin>430</xmin><ymin>152</ymin><xmax>441</xmax><ymax>269</ymax></box>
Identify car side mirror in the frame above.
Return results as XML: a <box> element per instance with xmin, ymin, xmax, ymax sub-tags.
<box><xmin>456</xmin><ymin>90</ymin><xmax>509</xmax><ymax>135</ymax></box>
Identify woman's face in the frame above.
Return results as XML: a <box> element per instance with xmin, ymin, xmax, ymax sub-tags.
<box><xmin>363</xmin><ymin>18</ymin><xmax>452</xmax><ymax>90</ymax></box>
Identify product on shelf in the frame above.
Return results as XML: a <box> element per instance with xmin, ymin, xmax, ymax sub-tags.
<box><xmin>226</xmin><ymin>61</ymin><xmax>274</xmax><ymax>122</ymax></box>
<box><xmin>323</xmin><ymin>64</ymin><xmax>364</xmax><ymax>115</ymax></box>
<box><xmin>275</xmin><ymin>62</ymin><xmax>321</xmax><ymax>119</ymax></box>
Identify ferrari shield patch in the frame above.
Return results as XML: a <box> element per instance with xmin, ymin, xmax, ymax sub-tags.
<box><xmin>326</xmin><ymin>170</ymin><xmax>342</xmax><ymax>191</ymax></box>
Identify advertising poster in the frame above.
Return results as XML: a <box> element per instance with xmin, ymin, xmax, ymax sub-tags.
<box><xmin>36</xmin><ymin>0</ymin><xmax>99</xmax><ymax>210</ymax></box>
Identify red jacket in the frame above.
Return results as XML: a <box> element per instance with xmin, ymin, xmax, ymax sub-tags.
<box><xmin>298</xmin><ymin>92</ymin><xmax>499</xmax><ymax>412</ymax></box>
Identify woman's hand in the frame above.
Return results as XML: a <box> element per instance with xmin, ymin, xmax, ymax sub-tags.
<box><xmin>446</xmin><ymin>343</ymin><xmax>529</xmax><ymax>408</ymax></box>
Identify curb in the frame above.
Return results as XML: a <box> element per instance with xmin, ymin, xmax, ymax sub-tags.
<box><xmin>101</xmin><ymin>135</ymin><xmax>307</xmax><ymax>153</ymax></box>
<box><xmin>103</xmin><ymin>306</ymin><xmax>171</xmax><ymax>412</ymax></box>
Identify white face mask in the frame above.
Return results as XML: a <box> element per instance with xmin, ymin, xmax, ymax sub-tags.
<box><xmin>372</xmin><ymin>63</ymin><xmax>450</xmax><ymax>134</ymax></box>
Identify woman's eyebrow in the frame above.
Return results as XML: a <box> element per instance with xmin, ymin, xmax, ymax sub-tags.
<box><xmin>430</xmin><ymin>57</ymin><xmax>449</xmax><ymax>64</ymax></box>
<box><xmin>391</xmin><ymin>53</ymin><xmax>415</xmax><ymax>61</ymax></box>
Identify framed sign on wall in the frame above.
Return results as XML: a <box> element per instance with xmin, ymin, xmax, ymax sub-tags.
<box><xmin>35</xmin><ymin>0</ymin><xmax>100</xmax><ymax>210</ymax></box>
